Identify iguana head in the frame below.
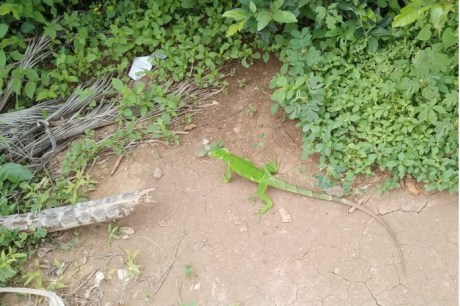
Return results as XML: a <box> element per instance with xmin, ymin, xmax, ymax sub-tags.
<box><xmin>208</xmin><ymin>147</ymin><xmax>229</xmax><ymax>159</ymax></box>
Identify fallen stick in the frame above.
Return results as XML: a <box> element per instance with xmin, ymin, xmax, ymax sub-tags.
<box><xmin>0</xmin><ymin>188</ymin><xmax>153</xmax><ymax>232</ymax></box>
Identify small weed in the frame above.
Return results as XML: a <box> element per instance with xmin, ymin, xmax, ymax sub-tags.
<box><xmin>59</xmin><ymin>237</ymin><xmax>79</xmax><ymax>251</ymax></box>
<box><xmin>107</xmin><ymin>224</ymin><xmax>121</xmax><ymax>246</ymax></box>
<box><xmin>183</xmin><ymin>264</ymin><xmax>196</xmax><ymax>279</ymax></box>
<box><xmin>244</xmin><ymin>103</ymin><xmax>258</xmax><ymax>118</ymax></box>
<box><xmin>125</xmin><ymin>249</ymin><xmax>141</xmax><ymax>279</ymax></box>
<box><xmin>237</xmin><ymin>78</ymin><xmax>247</xmax><ymax>87</ymax></box>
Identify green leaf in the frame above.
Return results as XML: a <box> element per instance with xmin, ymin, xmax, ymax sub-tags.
<box><xmin>226</xmin><ymin>21</ymin><xmax>245</xmax><ymax>37</ymax></box>
<box><xmin>241</xmin><ymin>57</ymin><xmax>249</xmax><ymax>68</ymax></box>
<box><xmin>416</xmin><ymin>24</ymin><xmax>432</xmax><ymax>41</ymax></box>
<box><xmin>0</xmin><ymin>23</ymin><xmax>7</xmax><ymax>38</ymax></box>
<box><xmin>272</xmin><ymin>10</ymin><xmax>297</xmax><ymax>23</ymax></box>
<box><xmin>262</xmin><ymin>52</ymin><xmax>270</xmax><ymax>63</ymax></box>
<box><xmin>44</xmin><ymin>26</ymin><xmax>56</xmax><ymax>40</ymax></box>
<box><xmin>36</xmin><ymin>90</ymin><xmax>49</xmax><ymax>101</ymax></box>
<box><xmin>271</xmin><ymin>0</ymin><xmax>284</xmax><ymax>11</ymax></box>
<box><xmin>25</xmin><ymin>68</ymin><xmax>39</xmax><ymax>81</ymax></box>
<box><xmin>0</xmin><ymin>4</ymin><xmax>22</xmax><ymax>19</ymax></box>
<box><xmin>392</xmin><ymin>4</ymin><xmax>436</xmax><ymax>28</ymax></box>
<box><xmin>111</xmin><ymin>78</ymin><xmax>124</xmax><ymax>91</ymax></box>
<box><xmin>11</xmin><ymin>78</ymin><xmax>21</xmax><ymax>95</ymax></box>
<box><xmin>429</xmin><ymin>5</ymin><xmax>444</xmax><ymax>33</ymax></box>
<box><xmin>367</xmin><ymin>37</ymin><xmax>378</xmax><ymax>53</ymax></box>
<box><xmin>256</xmin><ymin>11</ymin><xmax>272</xmax><ymax>31</ymax></box>
<box><xmin>270</xmin><ymin>103</ymin><xmax>280</xmax><ymax>114</ymax></box>
<box><xmin>0</xmin><ymin>50</ymin><xmax>5</xmax><ymax>67</ymax></box>
<box><xmin>223</xmin><ymin>8</ymin><xmax>248</xmax><ymax>21</ymax></box>
<box><xmin>271</xmin><ymin>88</ymin><xmax>286</xmax><ymax>103</ymax></box>
<box><xmin>181</xmin><ymin>0</ymin><xmax>195</xmax><ymax>9</ymax></box>
<box><xmin>442</xmin><ymin>27</ymin><xmax>456</xmax><ymax>49</ymax></box>
<box><xmin>20</xmin><ymin>21</ymin><xmax>35</xmax><ymax>34</ymax></box>
<box><xmin>386</xmin><ymin>161</ymin><xmax>399</xmax><ymax>168</ymax></box>
<box><xmin>0</xmin><ymin>163</ymin><xmax>33</xmax><ymax>183</ymax></box>
<box><xmin>86</xmin><ymin>53</ymin><xmax>97</xmax><ymax>62</ymax></box>
<box><xmin>249</xmin><ymin>1</ymin><xmax>257</xmax><ymax>14</ymax></box>
<box><xmin>24</xmin><ymin>81</ymin><xmax>36</xmax><ymax>99</ymax></box>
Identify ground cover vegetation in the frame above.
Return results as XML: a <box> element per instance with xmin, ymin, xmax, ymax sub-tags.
<box><xmin>0</xmin><ymin>0</ymin><xmax>457</xmax><ymax>289</ymax></box>
<box><xmin>225</xmin><ymin>0</ymin><xmax>458</xmax><ymax>193</ymax></box>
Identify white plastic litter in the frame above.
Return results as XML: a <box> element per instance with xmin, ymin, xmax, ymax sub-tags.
<box><xmin>128</xmin><ymin>52</ymin><xmax>167</xmax><ymax>81</ymax></box>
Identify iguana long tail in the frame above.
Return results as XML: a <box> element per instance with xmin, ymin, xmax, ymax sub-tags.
<box><xmin>269</xmin><ymin>177</ymin><xmax>406</xmax><ymax>276</ymax></box>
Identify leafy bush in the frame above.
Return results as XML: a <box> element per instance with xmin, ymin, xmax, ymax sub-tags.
<box><xmin>227</xmin><ymin>0</ymin><xmax>458</xmax><ymax>192</ymax></box>
<box><xmin>1</xmin><ymin>0</ymin><xmax>256</xmax><ymax>109</ymax></box>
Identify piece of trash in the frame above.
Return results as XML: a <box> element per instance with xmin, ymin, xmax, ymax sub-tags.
<box><xmin>279</xmin><ymin>207</ymin><xmax>291</xmax><ymax>223</ymax></box>
<box><xmin>153</xmin><ymin>168</ymin><xmax>163</xmax><ymax>180</ymax></box>
<box><xmin>128</xmin><ymin>52</ymin><xmax>167</xmax><ymax>81</ymax></box>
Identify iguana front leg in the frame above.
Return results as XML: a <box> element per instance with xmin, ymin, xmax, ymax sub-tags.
<box><xmin>257</xmin><ymin>164</ymin><xmax>277</xmax><ymax>214</ymax></box>
<box><xmin>257</xmin><ymin>181</ymin><xmax>273</xmax><ymax>215</ymax></box>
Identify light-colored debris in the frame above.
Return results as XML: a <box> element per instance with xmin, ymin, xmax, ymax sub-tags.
<box><xmin>324</xmin><ymin>185</ymin><xmax>344</xmax><ymax>198</ymax></box>
<box><xmin>184</xmin><ymin>123</ymin><xmax>196</xmax><ymax>131</ymax></box>
<box><xmin>279</xmin><ymin>207</ymin><xmax>291</xmax><ymax>223</ymax></box>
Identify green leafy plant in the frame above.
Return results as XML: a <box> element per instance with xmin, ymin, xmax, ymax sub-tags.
<box><xmin>392</xmin><ymin>0</ymin><xmax>456</xmax><ymax>33</ymax></box>
<box><xmin>223</xmin><ymin>0</ymin><xmax>298</xmax><ymax>36</ymax></box>
<box><xmin>270</xmin><ymin>6</ymin><xmax>458</xmax><ymax>192</ymax></box>
<box><xmin>183</xmin><ymin>264</ymin><xmax>196</xmax><ymax>279</ymax></box>
<box><xmin>125</xmin><ymin>249</ymin><xmax>141</xmax><ymax>279</ymax></box>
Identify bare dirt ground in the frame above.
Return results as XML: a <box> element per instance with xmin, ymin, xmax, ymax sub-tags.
<box><xmin>6</xmin><ymin>59</ymin><xmax>458</xmax><ymax>306</ymax></box>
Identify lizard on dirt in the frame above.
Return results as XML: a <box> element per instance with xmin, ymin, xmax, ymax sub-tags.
<box><xmin>208</xmin><ymin>147</ymin><xmax>406</xmax><ymax>276</ymax></box>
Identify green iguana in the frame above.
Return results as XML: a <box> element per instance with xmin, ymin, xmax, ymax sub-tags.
<box><xmin>209</xmin><ymin>147</ymin><xmax>406</xmax><ymax>276</ymax></box>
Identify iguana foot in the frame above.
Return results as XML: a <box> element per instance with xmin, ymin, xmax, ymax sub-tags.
<box><xmin>257</xmin><ymin>202</ymin><xmax>273</xmax><ymax>215</ymax></box>
<box><xmin>222</xmin><ymin>174</ymin><xmax>232</xmax><ymax>183</ymax></box>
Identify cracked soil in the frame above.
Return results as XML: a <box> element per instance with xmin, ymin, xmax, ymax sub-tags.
<box><xmin>7</xmin><ymin>59</ymin><xmax>458</xmax><ymax>306</ymax></box>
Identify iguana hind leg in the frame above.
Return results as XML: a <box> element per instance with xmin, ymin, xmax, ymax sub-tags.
<box><xmin>257</xmin><ymin>182</ymin><xmax>273</xmax><ymax>215</ymax></box>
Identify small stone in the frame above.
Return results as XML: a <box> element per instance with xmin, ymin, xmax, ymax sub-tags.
<box><xmin>324</xmin><ymin>185</ymin><xmax>344</xmax><ymax>198</ymax></box>
<box><xmin>404</xmin><ymin>178</ymin><xmax>422</xmax><ymax>196</ymax></box>
<box><xmin>193</xmin><ymin>283</ymin><xmax>201</xmax><ymax>290</ymax></box>
<box><xmin>279</xmin><ymin>207</ymin><xmax>291</xmax><ymax>223</ymax></box>
<box><xmin>153</xmin><ymin>168</ymin><xmax>163</xmax><ymax>180</ymax></box>
<box><xmin>202</xmin><ymin>139</ymin><xmax>210</xmax><ymax>145</ymax></box>
<box><xmin>120</xmin><ymin>226</ymin><xmax>135</xmax><ymax>240</ymax></box>
<box><xmin>117</xmin><ymin>269</ymin><xmax>129</xmax><ymax>281</ymax></box>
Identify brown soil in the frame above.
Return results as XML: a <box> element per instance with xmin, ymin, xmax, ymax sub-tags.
<box><xmin>6</xmin><ymin>59</ymin><xmax>458</xmax><ymax>306</ymax></box>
